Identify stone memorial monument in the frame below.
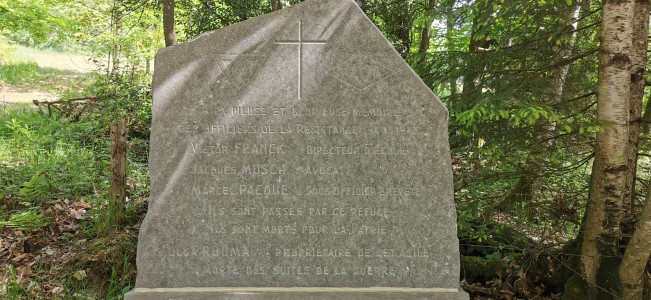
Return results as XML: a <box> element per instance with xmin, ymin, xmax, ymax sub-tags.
<box><xmin>125</xmin><ymin>0</ymin><xmax>468</xmax><ymax>298</ymax></box>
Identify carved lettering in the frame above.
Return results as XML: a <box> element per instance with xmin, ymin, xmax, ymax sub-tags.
<box><xmin>272</xmin><ymin>266</ymin><xmax>310</xmax><ymax>275</ymax></box>
<box><xmin>298</xmin><ymin>165</ymin><xmax>347</xmax><ymax>176</ymax></box>
<box><xmin>192</xmin><ymin>184</ymin><xmax>288</xmax><ymax>196</ymax></box>
<box><xmin>305</xmin><ymin>145</ymin><xmax>407</xmax><ymax>155</ymax></box>
<box><xmin>234</xmin><ymin>143</ymin><xmax>284</xmax><ymax>155</ymax></box>
<box><xmin>262</xmin><ymin>206</ymin><xmax>304</xmax><ymax>216</ymax></box>
<box><xmin>352</xmin><ymin>108</ymin><xmax>400</xmax><ymax>117</ymax></box>
<box><xmin>274</xmin><ymin>247</ymin><xmax>352</xmax><ymax>257</ymax></box>
<box><xmin>363</xmin><ymin>144</ymin><xmax>407</xmax><ymax>155</ymax></box>
<box><xmin>231</xmin><ymin>106</ymin><xmax>267</xmax><ymax>116</ymax></box>
<box><xmin>190</xmin><ymin>165</ymin><xmax>236</xmax><ymax>175</ymax></box>
<box><xmin>192</xmin><ymin>185</ymin><xmax>236</xmax><ymax>196</ymax></box>
<box><xmin>305</xmin><ymin>145</ymin><xmax>360</xmax><ymax>155</ymax></box>
<box><xmin>207</xmin><ymin>124</ymin><xmax>257</xmax><ymax>134</ymax></box>
<box><xmin>239</xmin><ymin>164</ymin><xmax>286</xmax><ymax>176</ymax></box>
<box><xmin>351</xmin><ymin>266</ymin><xmax>396</xmax><ymax>276</ymax></box>
<box><xmin>190</xmin><ymin>143</ymin><xmax>228</xmax><ymax>154</ymax></box>
<box><xmin>238</xmin><ymin>184</ymin><xmax>288</xmax><ymax>196</ymax></box>
<box><xmin>305</xmin><ymin>186</ymin><xmax>420</xmax><ymax>196</ymax></box>
<box><xmin>163</xmin><ymin>244</ymin><xmax>250</xmax><ymax>257</ymax></box>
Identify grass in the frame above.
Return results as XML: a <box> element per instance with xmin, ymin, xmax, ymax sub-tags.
<box><xmin>0</xmin><ymin>61</ymin><xmax>93</xmax><ymax>94</ymax></box>
<box><xmin>0</xmin><ymin>106</ymin><xmax>107</xmax><ymax>204</ymax></box>
<box><xmin>1</xmin><ymin>46</ymin><xmax>96</xmax><ymax>99</ymax></box>
<box><xmin>0</xmin><ymin>208</ymin><xmax>50</xmax><ymax>231</ymax></box>
<box><xmin>13</xmin><ymin>46</ymin><xmax>94</xmax><ymax>73</ymax></box>
<box><xmin>0</xmin><ymin>62</ymin><xmax>41</xmax><ymax>84</ymax></box>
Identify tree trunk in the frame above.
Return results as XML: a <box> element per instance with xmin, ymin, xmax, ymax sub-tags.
<box><xmin>417</xmin><ymin>0</ymin><xmax>436</xmax><ymax>66</ymax></box>
<box><xmin>579</xmin><ymin>0</ymin><xmax>635</xmax><ymax>298</ymax></box>
<box><xmin>417</xmin><ymin>18</ymin><xmax>431</xmax><ymax>55</ymax></box>
<box><xmin>109</xmin><ymin>120</ymin><xmax>128</xmax><ymax>224</ymax></box>
<box><xmin>270</xmin><ymin>0</ymin><xmax>282</xmax><ymax>11</ymax></box>
<box><xmin>618</xmin><ymin>1</ymin><xmax>651</xmax><ymax>299</ymax></box>
<box><xmin>625</xmin><ymin>0</ymin><xmax>650</xmax><ymax>215</ymax></box>
<box><xmin>622</xmin><ymin>0</ymin><xmax>650</xmax><ymax>227</ymax></box>
<box><xmin>446</xmin><ymin>15</ymin><xmax>458</xmax><ymax>100</ymax></box>
<box><xmin>355</xmin><ymin>0</ymin><xmax>365</xmax><ymax>12</ymax></box>
<box><xmin>163</xmin><ymin>0</ymin><xmax>177</xmax><ymax>47</ymax></box>
<box><xmin>110</xmin><ymin>0</ymin><xmax>123</xmax><ymax>76</ymax></box>
<box><xmin>462</xmin><ymin>1</ymin><xmax>494</xmax><ymax>98</ymax></box>
<box><xmin>620</xmin><ymin>186</ymin><xmax>651</xmax><ymax>300</ymax></box>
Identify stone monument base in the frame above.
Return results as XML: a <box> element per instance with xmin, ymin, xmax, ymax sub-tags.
<box><xmin>125</xmin><ymin>287</ymin><xmax>469</xmax><ymax>300</ymax></box>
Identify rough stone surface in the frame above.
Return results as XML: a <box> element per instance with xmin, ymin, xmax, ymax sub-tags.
<box><xmin>126</xmin><ymin>0</ymin><xmax>467</xmax><ymax>298</ymax></box>
<box><xmin>126</xmin><ymin>289</ymin><xmax>467</xmax><ymax>299</ymax></box>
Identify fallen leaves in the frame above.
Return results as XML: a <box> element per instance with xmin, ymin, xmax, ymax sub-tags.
<box><xmin>0</xmin><ymin>199</ymin><xmax>96</xmax><ymax>298</ymax></box>
<box><xmin>72</xmin><ymin>270</ymin><xmax>87</xmax><ymax>281</ymax></box>
<box><xmin>43</xmin><ymin>199</ymin><xmax>91</xmax><ymax>234</ymax></box>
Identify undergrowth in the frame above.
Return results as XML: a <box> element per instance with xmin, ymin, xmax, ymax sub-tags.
<box><xmin>0</xmin><ymin>106</ymin><xmax>106</xmax><ymax>204</ymax></box>
<box><xmin>1</xmin><ymin>76</ymin><xmax>151</xmax><ymax>298</ymax></box>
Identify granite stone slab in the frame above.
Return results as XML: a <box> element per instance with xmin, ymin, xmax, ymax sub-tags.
<box><xmin>126</xmin><ymin>0</ymin><xmax>468</xmax><ymax>298</ymax></box>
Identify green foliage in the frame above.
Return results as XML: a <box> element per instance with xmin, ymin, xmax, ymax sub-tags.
<box><xmin>82</xmin><ymin>74</ymin><xmax>153</xmax><ymax>137</ymax></box>
<box><xmin>0</xmin><ymin>96</ymin><xmax>147</xmax><ymax>299</ymax></box>
<box><xmin>455</xmin><ymin>104</ymin><xmax>561</xmax><ymax>130</ymax></box>
<box><xmin>0</xmin><ymin>62</ymin><xmax>40</xmax><ymax>84</ymax></box>
<box><xmin>485</xmin><ymin>250</ymin><xmax>520</xmax><ymax>262</ymax></box>
<box><xmin>457</xmin><ymin>180</ymin><xmax>512</xmax><ymax>244</ymax></box>
<box><xmin>0</xmin><ymin>208</ymin><xmax>50</xmax><ymax>231</ymax></box>
<box><xmin>73</xmin><ymin>232</ymin><xmax>136</xmax><ymax>298</ymax></box>
<box><xmin>0</xmin><ymin>34</ymin><xmax>16</xmax><ymax>65</ymax></box>
<box><xmin>176</xmin><ymin>0</ymin><xmax>273</xmax><ymax>39</ymax></box>
<box><xmin>0</xmin><ymin>0</ymin><xmax>81</xmax><ymax>50</ymax></box>
<box><xmin>366</xmin><ymin>0</ymin><xmax>417</xmax><ymax>56</ymax></box>
<box><xmin>0</xmin><ymin>47</ymin><xmax>93</xmax><ymax>86</ymax></box>
<box><xmin>106</xmin><ymin>256</ymin><xmax>134</xmax><ymax>299</ymax></box>
<box><xmin>410</xmin><ymin>0</ymin><xmax>602</xmax><ymax>244</ymax></box>
<box><xmin>2</xmin><ymin>266</ymin><xmax>28</xmax><ymax>299</ymax></box>
<box><xmin>0</xmin><ymin>107</ymin><xmax>107</xmax><ymax>204</ymax></box>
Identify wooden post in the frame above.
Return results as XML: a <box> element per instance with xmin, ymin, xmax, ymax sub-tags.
<box><xmin>109</xmin><ymin>119</ymin><xmax>128</xmax><ymax>224</ymax></box>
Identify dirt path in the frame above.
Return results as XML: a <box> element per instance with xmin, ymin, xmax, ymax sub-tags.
<box><xmin>1</xmin><ymin>48</ymin><xmax>95</xmax><ymax>104</ymax></box>
<box><xmin>0</xmin><ymin>89</ymin><xmax>57</xmax><ymax>104</ymax></box>
<box><xmin>19</xmin><ymin>47</ymin><xmax>95</xmax><ymax>73</ymax></box>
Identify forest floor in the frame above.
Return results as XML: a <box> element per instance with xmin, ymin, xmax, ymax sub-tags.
<box><xmin>0</xmin><ymin>48</ymin><xmax>140</xmax><ymax>299</ymax></box>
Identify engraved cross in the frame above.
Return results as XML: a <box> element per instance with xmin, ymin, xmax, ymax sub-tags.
<box><xmin>276</xmin><ymin>20</ymin><xmax>327</xmax><ymax>99</ymax></box>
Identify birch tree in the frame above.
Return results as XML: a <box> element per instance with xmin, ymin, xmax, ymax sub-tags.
<box><xmin>578</xmin><ymin>0</ymin><xmax>635</xmax><ymax>298</ymax></box>
<box><xmin>617</xmin><ymin>0</ymin><xmax>651</xmax><ymax>299</ymax></box>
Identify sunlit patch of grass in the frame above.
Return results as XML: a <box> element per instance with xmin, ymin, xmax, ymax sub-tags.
<box><xmin>0</xmin><ymin>62</ymin><xmax>41</xmax><ymax>84</ymax></box>
<box><xmin>14</xmin><ymin>46</ymin><xmax>95</xmax><ymax>73</ymax></box>
<box><xmin>0</xmin><ymin>61</ymin><xmax>93</xmax><ymax>93</ymax></box>
<box><xmin>2</xmin><ymin>47</ymin><xmax>96</xmax><ymax>95</ymax></box>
